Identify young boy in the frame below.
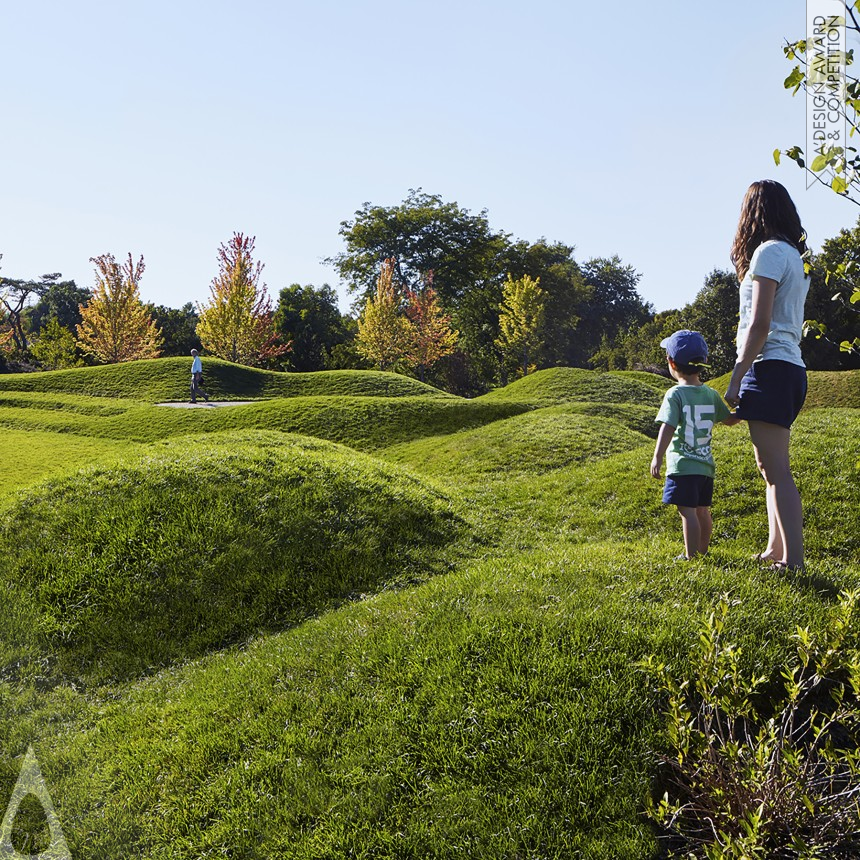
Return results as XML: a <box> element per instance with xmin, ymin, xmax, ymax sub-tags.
<box><xmin>650</xmin><ymin>330</ymin><xmax>739</xmax><ymax>559</ymax></box>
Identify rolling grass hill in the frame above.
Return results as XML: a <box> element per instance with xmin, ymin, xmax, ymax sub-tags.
<box><xmin>0</xmin><ymin>392</ymin><xmax>530</xmax><ymax>448</ymax></box>
<box><xmin>0</xmin><ymin>361</ymin><xmax>858</xmax><ymax>858</ymax></box>
<box><xmin>477</xmin><ymin>366</ymin><xmax>670</xmax><ymax>408</ymax></box>
<box><xmin>380</xmin><ymin>405</ymin><xmax>653</xmax><ymax>480</ymax></box>
<box><xmin>0</xmin><ymin>357</ymin><xmax>454</xmax><ymax>402</ymax></box>
<box><xmin>710</xmin><ymin>367</ymin><xmax>860</xmax><ymax>409</ymax></box>
<box><xmin>1</xmin><ymin>431</ymin><xmax>466</xmax><ymax>684</ymax></box>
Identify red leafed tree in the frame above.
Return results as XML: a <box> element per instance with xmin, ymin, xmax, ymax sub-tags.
<box><xmin>404</xmin><ymin>272</ymin><xmax>458</xmax><ymax>382</ymax></box>
<box><xmin>254</xmin><ymin>309</ymin><xmax>292</xmax><ymax>369</ymax></box>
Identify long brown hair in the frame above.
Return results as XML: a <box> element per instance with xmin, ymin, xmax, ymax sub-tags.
<box><xmin>730</xmin><ymin>180</ymin><xmax>807</xmax><ymax>283</ymax></box>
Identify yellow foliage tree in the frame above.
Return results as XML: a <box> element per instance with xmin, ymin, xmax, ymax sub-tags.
<box><xmin>356</xmin><ymin>258</ymin><xmax>411</xmax><ymax>370</ymax></box>
<box><xmin>76</xmin><ymin>253</ymin><xmax>161</xmax><ymax>363</ymax></box>
<box><xmin>196</xmin><ymin>233</ymin><xmax>275</xmax><ymax>366</ymax></box>
<box><xmin>495</xmin><ymin>273</ymin><xmax>546</xmax><ymax>377</ymax></box>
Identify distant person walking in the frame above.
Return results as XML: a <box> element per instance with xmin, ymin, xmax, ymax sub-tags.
<box><xmin>190</xmin><ymin>349</ymin><xmax>209</xmax><ymax>403</ymax></box>
<box><xmin>724</xmin><ymin>179</ymin><xmax>810</xmax><ymax>572</ymax></box>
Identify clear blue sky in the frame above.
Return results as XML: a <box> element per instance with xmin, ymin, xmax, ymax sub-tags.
<box><xmin>2</xmin><ymin>0</ymin><xmax>857</xmax><ymax>314</ymax></box>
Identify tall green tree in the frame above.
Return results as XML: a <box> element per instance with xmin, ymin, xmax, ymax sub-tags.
<box><xmin>495</xmin><ymin>274</ymin><xmax>546</xmax><ymax>377</ymax></box>
<box><xmin>685</xmin><ymin>269</ymin><xmax>740</xmax><ymax>377</ymax></box>
<box><xmin>28</xmin><ymin>278</ymin><xmax>91</xmax><ymax>334</ymax></box>
<box><xmin>147</xmin><ymin>303</ymin><xmax>201</xmax><ymax>357</ymax></box>
<box><xmin>577</xmin><ymin>256</ymin><xmax>651</xmax><ymax>365</ymax></box>
<box><xmin>30</xmin><ymin>317</ymin><xmax>84</xmax><ymax>370</ymax></box>
<box><xmin>274</xmin><ymin>284</ymin><xmax>351</xmax><ymax>372</ymax></box>
<box><xmin>328</xmin><ymin>189</ymin><xmax>511</xmax><ymax>308</ymax></box>
<box><xmin>803</xmin><ymin>220</ymin><xmax>860</xmax><ymax>369</ymax></box>
<box><xmin>0</xmin><ymin>266</ymin><xmax>65</xmax><ymax>353</ymax></box>
<box><xmin>325</xmin><ymin>315</ymin><xmax>370</xmax><ymax>371</ymax></box>
<box><xmin>504</xmin><ymin>240</ymin><xmax>589</xmax><ymax>367</ymax></box>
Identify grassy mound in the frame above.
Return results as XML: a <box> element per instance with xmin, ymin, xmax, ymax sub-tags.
<box><xmin>609</xmin><ymin>369</ymin><xmax>674</xmax><ymax>391</ymax></box>
<box><xmin>0</xmin><ymin>432</ymin><xmax>465</xmax><ymax>683</ymax></box>
<box><xmin>479</xmin><ymin>367</ymin><xmax>665</xmax><ymax>408</ymax></box>
<box><xmin>0</xmin><ymin>429</ymin><xmax>141</xmax><ymax>503</ymax></box>
<box><xmin>12</xmin><ymin>543</ymin><xmax>853</xmax><ymax>859</ymax></box>
<box><xmin>1</xmin><ymin>361</ymin><xmax>858</xmax><ymax>858</ymax></box>
<box><xmin>517</xmin><ymin>409</ymin><xmax>860</xmax><ymax>563</ymax></box>
<box><xmin>380</xmin><ymin>405</ymin><xmax>651</xmax><ymax>479</ymax></box>
<box><xmin>709</xmin><ymin>368</ymin><xmax>860</xmax><ymax>410</ymax></box>
<box><xmin>0</xmin><ymin>358</ymin><xmax>453</xmax><ymax>402</ymax></box>
<box><xmin>797</xmin><ymin>368</ymin><xmax>860</xmax><ymax>409</ymax></box>
<box><xmin>0</xmin><ymin>394</ymin><xmax>531</xmax><ymax>448</ymax></box>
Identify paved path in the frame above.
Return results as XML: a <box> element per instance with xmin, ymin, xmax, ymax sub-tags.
<box><xmin>155</xmin><ymin>401</ymin><xmax>259</xmax><ymax>408</ymax></box>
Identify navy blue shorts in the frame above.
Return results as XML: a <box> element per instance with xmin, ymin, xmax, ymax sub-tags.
<box><xmin>735</xmin><ymin>359</ymin><xmax>807</xmax><ymax>429</ymax></box>
<box><xmin>663</xmin><ymin>474</ymin><xmax>714</xmax><ymax>508</ymax></box>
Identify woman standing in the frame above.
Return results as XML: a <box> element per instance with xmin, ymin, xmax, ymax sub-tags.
<box><xmin>724</xmin><ymin>180</ymin><xmax>810</xmax><ymax>571</ymax></box>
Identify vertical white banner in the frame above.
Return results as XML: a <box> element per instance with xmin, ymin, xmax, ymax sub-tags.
<box><xmin>806</xmin><ymin>1</ymin><xmax>847</xmax><ymax>188</ymax></box>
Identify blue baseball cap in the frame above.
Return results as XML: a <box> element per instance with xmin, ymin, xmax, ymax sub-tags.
<box><xmin>660</xmin><ymin>330</ymin><xmax>710</xmax><ymax>366</ymax></box>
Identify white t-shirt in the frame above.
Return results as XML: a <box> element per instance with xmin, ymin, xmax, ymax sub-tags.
<box><xmin>736</xmin><ymin>239</ymin><xmax>809</xmax><ymax>367</ymax></box>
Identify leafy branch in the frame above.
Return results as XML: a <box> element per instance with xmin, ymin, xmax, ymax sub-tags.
<box><xmin>640</xmin><ymin>591</ymin><xmax>860</xmax><ymax>858</ymax></box>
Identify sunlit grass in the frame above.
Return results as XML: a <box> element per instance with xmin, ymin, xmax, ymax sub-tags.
<box><xmin>0</xmin><ymin>357</ymin><xmax>456</xmax><ymax>402</ymax></box>
<box><xmin>0</xmin><ymin>366</ymin><xmax>857</xmax><ymax>858</ymax></box>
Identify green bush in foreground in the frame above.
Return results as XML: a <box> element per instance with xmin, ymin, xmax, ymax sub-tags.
<box><xmin>641</xmin><ymin>592</ymin><xmax>860</xmax><ymax>858</ymax></box>
<box><xmin>0</xmin><ymin>431</ymin><xmax>465</xmax><ymax>684</ymax></box>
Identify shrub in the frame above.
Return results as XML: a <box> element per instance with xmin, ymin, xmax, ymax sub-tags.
<box><xmin>640</xmin><ymin>592</ymin><xmax>860</xmax><ymax>858</ymax></box>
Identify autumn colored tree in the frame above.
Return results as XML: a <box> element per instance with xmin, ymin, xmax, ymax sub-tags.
<box><xmin>495</xmin><ymin>273</ymin><xmax>546</xmax><ymax>378</ymax></box>
<box><xmin>76</xmin><ymin>253</ymin><xmax>161</xmax><ymax>363</ymax></box>
<box><xmin>356</xmin><ymin>258</ymin><xmax>411</xmax><ymax>370</ymax></box>
<box><xmin>404</xmin><ymin>273</ymin><xmax>458</xmax><ymax>382</ymax></box>
<box><xmin>196</xmin><ymin>233</ymin><xmax>279</xmax><ymax>366</ymax></box>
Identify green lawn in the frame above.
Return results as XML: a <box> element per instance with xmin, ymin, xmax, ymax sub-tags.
<box><xmin>0</xmin><ymin>357</ymin><xmax>455</xmax><ymax>402</ymax></box>
<box><xmin>0</xmin><ymin>429</ymin><xmax>141</xmax><ymax>504</ymax></box>
<box><xmin>0</xmin><ymin>358</ymin><xmax>858</xmax><ymax>859</ymax></box>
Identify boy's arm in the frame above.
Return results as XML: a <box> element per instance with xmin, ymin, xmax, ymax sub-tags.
<box><xmin>650</xmin><ymin>422</ymin><xmax>675</xmax><ymax>479</ymax></box>
<box><xmin>716</xmin><ymin>392</ymin><xmax>742</xmax><ymax>426</ymax></box>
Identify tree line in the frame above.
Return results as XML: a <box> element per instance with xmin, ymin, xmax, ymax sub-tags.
<box><xmin>1</xmin><ymin>189</ymin><xmax>857</xmax><ymax>391</ymax></box>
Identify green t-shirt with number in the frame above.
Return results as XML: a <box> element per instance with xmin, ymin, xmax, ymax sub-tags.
<box><xmin>655</xmin><ymin>384</ymin><xmax>732</xmax><ymax>477</ymax></box>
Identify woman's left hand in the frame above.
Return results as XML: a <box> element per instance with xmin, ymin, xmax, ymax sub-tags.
<box><xmin>725</xmin><ymin>381</ymin><xmax>741</xmax><ymax>409</ymax></box>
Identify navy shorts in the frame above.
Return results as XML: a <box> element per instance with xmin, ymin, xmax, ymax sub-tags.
<box><xmin>663</xmin><ymin>474</ymin><xmax>714</xmax><ymax>508</ymax></box>
<box><xmin>735</xmin><ymin>359</ymin><xmax>807</xmax><ymax>429</ymax></box>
